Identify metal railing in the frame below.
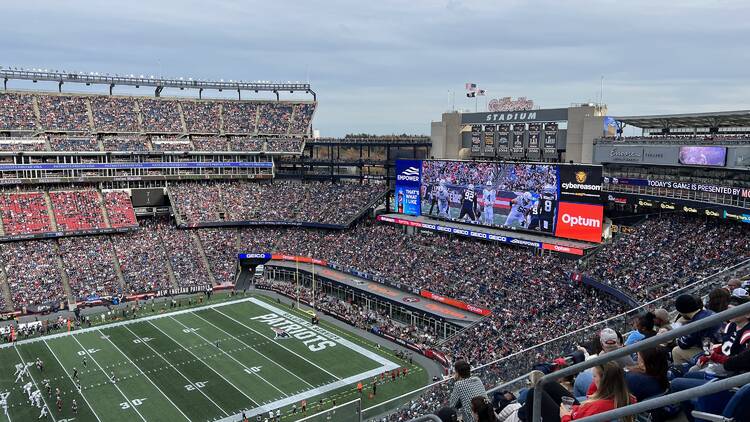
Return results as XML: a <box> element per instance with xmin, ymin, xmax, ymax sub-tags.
<box><xmin>366</xmin><ymin>259</ymin><xmax>750</xmax><ymax>421</ymax></box>
<box><xmin>531</xmin><ymin>301</ymin><xmax>750</xmax><ymax>422</ymax></box>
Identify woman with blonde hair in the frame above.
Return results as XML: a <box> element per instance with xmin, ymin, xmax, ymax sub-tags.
<box><xmin>560</xmin><ymin>362</ymin><xmax>636</xmax><ymax>422</ymax></box>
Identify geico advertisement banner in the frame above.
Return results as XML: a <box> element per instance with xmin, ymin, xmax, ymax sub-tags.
<box><xmin>555</xmin><ymin>202</ymin><xmax>603</xmax><ymax>243</ymax></box>
<box><xmin>395</xmin><ymin>159</ymin><xmax>422</xmax><ymax>216</ymax></box>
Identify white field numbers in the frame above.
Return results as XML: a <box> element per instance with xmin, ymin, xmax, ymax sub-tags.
<box><xmin>132</xmin><ymin>337</ymin><xmax>153</xmax><ymax>344</ymax></box>
<box><xmin>182</xmin><ymin>328</ymin><xmax>199</xmax><ymax>334</ymax></box>
<box><xmin>244</xmin><ymin>366</ymin><xmax>262</xmax><ymax>375</ymax></box>
<box><xmin>120</xmin><ymin>398</ymin><xmax>147</xmax><ymax>410</ymax></box>
<box><xmin>184</xmin><ymin>381</ymin><xmax>208</xmax><ymax>391</ymax></box>
<box><xmin>77</xmin><ymin>348</ymin><xmax>99</xmax><ymax>356</ymax></box>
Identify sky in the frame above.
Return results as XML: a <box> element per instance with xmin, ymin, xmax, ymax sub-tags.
<box><xmin>1</xmin><ymin>0</ymin><xmax>749</xmax><ymax>137</ymax></box>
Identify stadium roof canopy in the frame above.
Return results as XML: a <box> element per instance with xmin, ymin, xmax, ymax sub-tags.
<box><xmin>0</xmin><ymin>66</ymin><xmax>315</xmax><ymax>100</ymax></box>
<box><xmin>615</xmin><ymin>110</ymin><xmax>750</xmax><ymax>129</ymax></box>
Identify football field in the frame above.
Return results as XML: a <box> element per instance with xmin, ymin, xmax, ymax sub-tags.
<box><xmin>0</xmin><ymin>295</ymin><xmax>421</xmax><ymax>421</ymax></box>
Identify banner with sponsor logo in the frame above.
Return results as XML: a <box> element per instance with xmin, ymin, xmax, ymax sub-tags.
<box><xmin>558</xmin><ymin>164</ymin><xmax>603</xmax><ymax>204</ymax></box>
<box><xmin>376</xmin><ymin>214</ymin><xmax>586</xmax><ymax>255</ymax></box>
<box><xmin>543</xmin><ymin>122</ymin><xmax>558</xmax><ymax>155</ymax></box>
<box><xmin>554</xmin><ymin>202</ymin><xmax>603</xmax><ymax>243</ymax></box>
<box><xmin>395</xmin><ymin>159</ymin><xmax>423</xmax><ymax>216</ymax></box>
<box><xmin>606</xmin><ymin>177</ymin><xmax>750</xmax><ymax>201</ymax></box>
<box><xmin>419</xmin><ymin>290</ymin><xmax>492</xmax><ymax>317</ymax></box>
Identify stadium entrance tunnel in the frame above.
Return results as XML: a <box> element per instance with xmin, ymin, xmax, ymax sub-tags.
<box><xmin>236</xmin><ymin>253</ymin><xmax>272</xmax><ymax>290</ymax></box>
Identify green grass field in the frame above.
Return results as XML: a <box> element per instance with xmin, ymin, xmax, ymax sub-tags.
<box><xmin>0</xmin><ymin>295</ymin><xmax>428</xmax><ymax>422</ymax></box>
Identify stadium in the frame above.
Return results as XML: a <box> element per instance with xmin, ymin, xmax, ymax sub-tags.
<box><xmin>0</xmin><ymin>10</ymin><xmax>750</xmax><ymax>421</ymax></box>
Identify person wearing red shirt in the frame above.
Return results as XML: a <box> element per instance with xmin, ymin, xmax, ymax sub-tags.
<box><xmin>561</xmin><ymin>362</ymin><xmax>636</xmax><ymax>422</ymax></box>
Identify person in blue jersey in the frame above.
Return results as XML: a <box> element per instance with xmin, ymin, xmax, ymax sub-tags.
<box><xmin>481</xmin><ymin>181</ymin><xmax>496</xmax><ymax>226</ymax></box>
<box><xmin>458</xmin><ymin>184</ymin><xmax>479</xmax><ymax>223</ymax></box>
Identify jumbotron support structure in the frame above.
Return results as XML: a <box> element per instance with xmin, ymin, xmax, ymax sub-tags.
<box><xmin>0</xmin><ymin>67</ymin><xmax>316</xmax><ymax>101</ymax></box>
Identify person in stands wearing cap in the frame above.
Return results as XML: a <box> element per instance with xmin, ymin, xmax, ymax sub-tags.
<box><xmin>672</xmin><ymin>294</ymin><xmax>721</xmax><ymax>365</ymax></box>
<box><xmin>670</xmin><ymin>291</ymin><xmax>750</xmax><ymax>417</ymax></box>
<box><xmin>449</xmin><ymin>360</ymin><xmax>489</xmax><ymax>422</ymax></box>
<box><xmin>598</xmin><ymin>328</ymin><xmax>636</xmax><ymax>368</ymax></box>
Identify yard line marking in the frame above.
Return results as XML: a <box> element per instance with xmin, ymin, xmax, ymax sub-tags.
<box><xmin>97</xmin><ymin>330</ymin><xmax>192</xmax><ymax>422</ymax></box>
<box><xmin>43</xmin><ymin>340</ymin><xmax>103</xmax><ymax>422</ymax></box>
<box><xmin>69</xmin><ymin>335</ymin><xmax>148</xmax><ymax>422</ymax></box>
<box><xmin>13</xmin><ymin>346</ymin><xmax>57</xmax><ymax>422</ymax></box>
<box><xmin>192</xmin><ymin>312</ymin><xmax>315</xmax><ymax>389</ymax></box>
<box><xmin>122</xmin><ymin>325</ymin><xmax>229</xmax><ymax>417</ymax></box>
<box><xmin>0</xmin><ymin>296</ymin><xmax>258</xmax><ymax>350</ymax></box>
<box><xmin>215</xmin><ymin>365</ymin><xmax>395</xmax><ymax>422</ymax></box>
<box><xmin>169</xmin><ymin>315</ymin><xmax>287</xmax><ymax>396</ymax></box>
<box><xmin>146</xmin><ymin>320</ymin><xmax>260</xmax><ymax>407</ymax></box>
<box><xmin>211</xmin><ymin>307</ymin><xmax>341</xmax><ymax>380</ymax></box>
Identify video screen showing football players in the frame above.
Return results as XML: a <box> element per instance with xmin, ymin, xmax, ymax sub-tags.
<box><xmin>420</xmin><ymin>160</ymin><xmax>558</xmax><ymax>233</ymax></box>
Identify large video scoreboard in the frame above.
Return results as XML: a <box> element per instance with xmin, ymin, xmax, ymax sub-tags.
<box><xmin>395</xmin><ymin>159</ymin><xmax>604</xmax><ymax>242</ymax></box>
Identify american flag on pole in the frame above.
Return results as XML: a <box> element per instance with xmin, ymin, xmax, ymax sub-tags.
<box><xmin>465</xmin><ymin>83</ymin><xmax>477</xmax><ymax>91</ymax></box>
<box><xmin>477</xmin><ymin>89</ymin><xmax>486</xmax><ymax>96</ymax></box>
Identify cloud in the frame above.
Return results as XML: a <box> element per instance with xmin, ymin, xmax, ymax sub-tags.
<box><xmin>1</xmin><ymin>0</ymin><xmax>749</xmax><ymax>136</ymax></box>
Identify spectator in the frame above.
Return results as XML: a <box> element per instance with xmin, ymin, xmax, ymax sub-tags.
<box><xmin>598</xmin><ymin>328</ymin><xmax>636</xmax><ymax>368</ymax></box>
<box><xmin>471</xmin><ymin>396</ymin><xmax>499</xmax><ymax>422</ymax></box>
<box><xmin>449</xmin><ymin>360</ymin><xmax>488</xmax><ymax>422</ymax></box>
<box><xmin>653</xmin><ymin>308</ymin><xmax>673</xmax><ymax>334</ymax></box>
<box><xmin>624</xmin><ymin>312</ymin><xmax>657</xmax><ymax>346</ymax></box>
<box><xmin>672</xmin><ymin>294</ymin><xmax>720</xmax><ymax>365</ymax></box>
<box><xmin>560</xmin><ymin>362</ymin><xmax>635</xmax><ymax>422</ymax></box>
<box><xmin>624</xmin><ymin>347</ymin><xmax>670</xmax><ymax>402</ymax></box>
<box><xmin>706</xmin><ymin>287</ymin><xmax>731</xmax><ymax>313</ymax></box>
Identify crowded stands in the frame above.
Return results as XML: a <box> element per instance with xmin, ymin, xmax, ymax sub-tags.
<box><xmin>0</xmin><ymin>240</ymin><xmax>66</xmax><ymax>308</ymax></box>
<box><xmin>229</xmin><ymin>136</ymin><xmax>264</xmax><ymax>152</ymax></box>
<box><xmin>37</xmin><ymin>95</ymin><xmax>90</xmax><ymax>131</ymax></box>
<box><xmin>0</xmin><ymin>93</ymin><xmax>36</xmax><ymax>131</ymax></box>
<box><xmin>49</xmin><ymin>190</ymin><xmax>107</xmax><ymax>231</ymax></box>
<box><xmin>197</xmin><ymin>227</ymin><xmax>238</xmax><ymax>285</ymax></box>
<box><xmin>90</xmin><ymin>96</ymin><xmax>139</xmax><ymax>132</ymax></box>
<box><xmin>152</xmin><ymin>217</ymin><xmax>212</xmax><ymax>287</ymax></box>
<box><xmin>192</xmin><ymin>136</ymin><xmax>228</xmax><ymax>151</ymax></box>
<box><xmin>222</xmin><ymin>102</ymin><xmax>259</xmax><ymax>134</ymax></box>
<box><xmin>290</xmin><ymin>103</ymin><xmax>315</xmax><ymax>134</ymax></box>
<box><xmin>585</xmin><ymin>214</ymin><xmax>750</xmax><ymax>302</ymax></box>
<box><xmin>59</xmin><ymin>235</ymin><xmax>121</xmax><ymax>299</ymax></box>
<box><xmin>265</xmin><ymin>138</ymin><xmax>304</xmax><ymax>152</ymax></box>
<box><xmin>181</xmin><ymin>101</ymin><xmax>221</xmax><ymax>133</ymax></box>
<box><xmin>139</xmin><ymin>99</ymin><xmax>183</xmax><ymax>133</ymax></box>
<box><xmin>102</xmin><ymin>136</ymin><xmax>150</xmax><ymax>151</ymax></box>
<box><xmin>168</xmin><ymin>180</ymin><xmax>386</xmax><ymax>226</ymax></box>
<box><xmin>102</xmin><ymin>190</ymin><xmax>138</xmax><ymax>228</ymax></box>
<box><xmin>258</xmin><ymin>103</ymin><xmax>293</xmax><ymax>134</ymax></box>
<box><xmin>48</xmin><ymin>136</ymin><xmax>99</xmax><ymax>151</ymax></box>
<box><xmin>111</xmin><ymin>219</ymin><xmax>174</xmax><ymax>294</ymax></box>
<box><xmin>0</xmin><ymin>191</ymin><xmax>53</xmax><ymax>235</ymax></box>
